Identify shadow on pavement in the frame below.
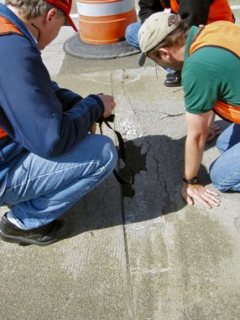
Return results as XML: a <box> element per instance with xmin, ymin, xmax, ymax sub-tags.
<box><xmin>59</xmin><ymin>134</ymin><xmax>210</xmax><ymax>241</ymax></box>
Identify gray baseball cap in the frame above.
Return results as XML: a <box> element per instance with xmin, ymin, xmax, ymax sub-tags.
<box><xmin>138</xmin><ymin>12</ymin><xmax>181</xmax><ymax>66</ymax></box>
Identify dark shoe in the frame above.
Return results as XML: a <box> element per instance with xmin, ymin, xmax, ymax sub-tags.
<box><xmin>164</xmin><ymin>71</ymin><xmax>182</xmax><ymax>87</ymax></box>
<box><xmin>0</xmin><ymin>214</ymin><xmax>67</xmax><ymax>246</ymax></box>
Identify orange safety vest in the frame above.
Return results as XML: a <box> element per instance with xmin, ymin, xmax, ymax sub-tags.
<box><xmin>169</xmin><ymin>0</ymin><xmax>234</xmax><ymax>24</ymax></box>
<box><xmin>0</xmin><ymin>16</ymin><xmax>22</xmax><ymax>139</ymax></box>
<box><xmin>189</xmin><ymin>21</ymin><xmax>240</xmax><ymax>123</ymax></box>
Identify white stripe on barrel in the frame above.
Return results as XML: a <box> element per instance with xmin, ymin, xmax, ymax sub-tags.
<box><xmin>76</xmin><ymin>0</ymin><xmax>137</xmax><ymax>44</ymax></box>
<box><xmin>77</xmin><ymin>0</ymin><xmax>135</xmax><ymax>16</ymax></box>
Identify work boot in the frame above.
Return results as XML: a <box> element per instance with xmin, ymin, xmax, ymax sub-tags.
<box><xmin>164</xmin><ymin>70</ymin><xmax>182</xmax><ymax>87</ymax></box>
<box><xmin>0</xmin><ymin>214</ymin><xmax>67</xmax><ymax>246</ymax></box>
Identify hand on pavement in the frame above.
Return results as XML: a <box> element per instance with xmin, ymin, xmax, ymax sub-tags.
<box><xmin>181</xmin><ymin>182</ymin><xmax>221</xmax><ymax>209</ymax></box>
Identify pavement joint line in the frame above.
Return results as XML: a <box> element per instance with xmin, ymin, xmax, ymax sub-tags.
<box><xmin>119</xmin><ymin>177</ymin><xmax>137</xmax><ymax>320</ymax></box>
<box><xmin>111</xmin><ymin>69</ymin><xmax>136</xmax><ymax>320</ymax></box>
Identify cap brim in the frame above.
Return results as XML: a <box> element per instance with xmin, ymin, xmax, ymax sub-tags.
<box><xmin>138</xmin><ymin>52</ymin><xmax>146</xmax><ymax>67</ymax></box>
<box><xmin>65</xmin><ymin>15</ymin><xmax>78</xmax><ymax>32</ymax></box>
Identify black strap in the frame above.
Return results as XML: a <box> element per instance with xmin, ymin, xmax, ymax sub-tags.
<box><xmin>98</xmin><ymin>115</ymin><xmax>134</xmax><ymax>185</ymax></box>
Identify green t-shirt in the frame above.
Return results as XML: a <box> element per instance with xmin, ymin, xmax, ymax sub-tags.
<box><xmin>182</xmin><ymin>26</ymin><xmax>240</xmax><ymax>114</ymax></box>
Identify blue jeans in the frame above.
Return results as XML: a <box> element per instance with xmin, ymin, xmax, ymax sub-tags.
<box><xmin>1</xmin><ymin>134</ymin><xmax>117</xmax><ymax>230</ymax></box>
<box><xmin>210</xmin><ymin>123</ymin><xmax>240</xmax><ymax>192</ymax></box>
<box><xmin>125</xmin><ymin>21</ymin><xmax>141</xmax><ymax>50</ymax></box>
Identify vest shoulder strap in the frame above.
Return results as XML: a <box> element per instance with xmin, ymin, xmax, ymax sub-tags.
<box><xmin>189</xmin><ymin>22</ymin><xmax>240</xmax><ymax>58</ymax></box>
<box><xmin>0</xmin><ymin>16</ymin><xmax>22</xmax><ymax>36</ymax></box>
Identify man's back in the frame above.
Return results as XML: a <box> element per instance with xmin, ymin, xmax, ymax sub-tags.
<box><xmin>183</xmin><ymin>23</ymin><xmax>240</xmax><ymax>115</ymax></box>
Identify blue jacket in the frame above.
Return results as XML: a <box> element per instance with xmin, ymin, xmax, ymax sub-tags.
<box><xmin>0</xmin><ymin>4</ymin><xmax>104</xmax><ymax>182</ymax></box>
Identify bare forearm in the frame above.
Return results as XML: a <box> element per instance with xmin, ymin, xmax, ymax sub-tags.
<box><xmin>184</xmin><ymin>134</ymin><xmax>206</xmax><ymax>179</ymax></box>
<box><xmin>182</xmin><ymin>111</ymin><xmax>220</xmax><ymax>208</ymax></box>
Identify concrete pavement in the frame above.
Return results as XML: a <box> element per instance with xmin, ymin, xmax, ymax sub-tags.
<box><xmin>0</xmin><ymin>2</ymin><xmax>240</xmax><ymax>320</ymax></box>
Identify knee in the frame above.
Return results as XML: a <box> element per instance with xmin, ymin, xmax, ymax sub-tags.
<box><xmin>101</xmin><ymin>135</ymin><xmax>118</xmax><ymax>173</ymax></box>
<box><xmin>125</xmin><ymin>23</ymin><xmax>140</xmax><ymax>49</ymax></box>
<box><xmin>210</xmin><ymin>161</ymin><xmax>240</xmax><ymax>192</ymax></box>
<box><xmin>209</xmin><ymin>170</ymin><xmax>226</xmax><ymax>191</ymax></box>
<box><xmin>209</xmin><ymin>160</ymin><xmax>227</xmax><ymax>191</ymax></box>
<box><xmin>125</xmin><ymin>23</ymin><xmax>134</xmax><ymax>38</ymax></box>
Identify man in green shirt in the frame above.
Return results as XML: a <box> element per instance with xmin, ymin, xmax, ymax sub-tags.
<box><xmin>138</xmin><ymin>11</ymin><xmax>240</xmax><ymax>208</ymax></box>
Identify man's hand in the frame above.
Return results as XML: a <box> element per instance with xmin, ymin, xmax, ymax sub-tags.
<box><xmin>181</xmin><ymin>182</ymin><xmax>221</xmax><ymax>209</ymax></box>
<box><xmin>97</xmin><ymin>94</ymin><xmax>116</xmax><ymax>118</ymax></box>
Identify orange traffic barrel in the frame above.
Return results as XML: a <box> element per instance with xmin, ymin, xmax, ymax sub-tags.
<box><xmin>76</xmin><ymin>0</ymin><xmax>137</xmax><ymax>45</ymax></box>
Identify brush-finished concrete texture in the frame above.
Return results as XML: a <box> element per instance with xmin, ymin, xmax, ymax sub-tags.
<box><xmin>0</xmin><ymin>2</ymin><xmax>240</xmax><ymax>320</ymax></box>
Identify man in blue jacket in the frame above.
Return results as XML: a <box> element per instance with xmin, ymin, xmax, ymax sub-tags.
<box><xmin>0</xmin><ymin>0</ymin><xmax>117</xmax><ymax>245</ymax></box>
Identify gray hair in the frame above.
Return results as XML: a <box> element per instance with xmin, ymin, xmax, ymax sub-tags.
<box><xmin>5</xmin><ymin>0</ymin><xmax>63</xmax><ymax>19</ymax></box>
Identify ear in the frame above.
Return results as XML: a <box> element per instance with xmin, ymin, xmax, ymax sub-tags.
<box><xmin>45</xmin><ymin>8</ymin><xmax>58</xmax><ymax>24</ymax></box>
<box><xmin>158</xmin><ymin>47</ymin><xmax>170</xmax><ymax>59</ymax></box>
